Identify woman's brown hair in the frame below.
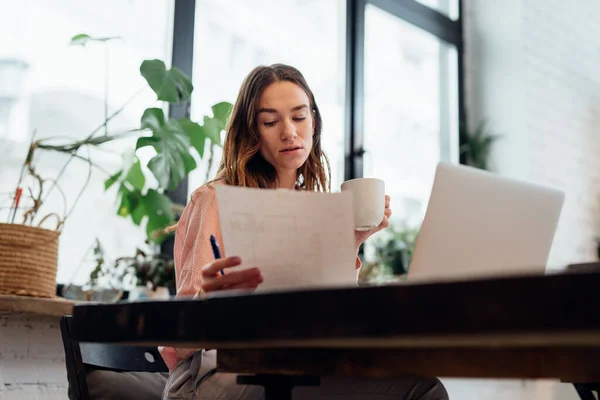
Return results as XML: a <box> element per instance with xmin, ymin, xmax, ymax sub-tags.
<box><xmin>215</xmin><ymin>63</ymin><xmax>330</xmax><ymax>192</ymax></box>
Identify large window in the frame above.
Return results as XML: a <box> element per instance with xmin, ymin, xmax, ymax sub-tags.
<box><xmin>0</xmin><ymin>0</ymin><xmax>174</xmax><ymax>284</ymax></box>
<box><xmin>187</xmin><ymin>0</ymin><xmax>347</xmax><ymax>194</ymax></box>
<box><xmin>344</xmin><ymin>0</ymin><xmax>462</xmax><ymax>230</ymax></box>
<box><xmin>339</xmin><ymin>0</ymin><xmax>463</xmax><ymax>269</ymax></box>
<box><xmin>362</xmin><ymin>3</ymin><xmax>459</xmax><ymax>227</ymax></box>
<box><xmin>0</xmin><ymin>0</ymin><xmax>462</xmax><ymax>283</ymax></box>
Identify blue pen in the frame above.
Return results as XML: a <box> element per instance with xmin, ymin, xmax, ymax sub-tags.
<box><xmin>209</xmin><ymin>235</ymin><xmax>225</xmax><ymax>276</ymax></box>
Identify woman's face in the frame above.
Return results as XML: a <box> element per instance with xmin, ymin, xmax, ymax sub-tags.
<box><xmin>256</xmin><ymin>81</ymin><xmax>314</xmax><ymax>175</ymax></box>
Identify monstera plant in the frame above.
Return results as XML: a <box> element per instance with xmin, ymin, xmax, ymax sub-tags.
<box><xmin>101</xmin><ymin>80</ymin><xmax>232</xmax><ymax>242</ymax></box>
<box><xmin>18</xmin><ymin>34</ymin><xmax>232</xmax><ymax>243</ymax></box>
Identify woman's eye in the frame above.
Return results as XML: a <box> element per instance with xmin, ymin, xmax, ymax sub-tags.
<box><xmin>263</xmin><ymin>121</ymin><xmax>277</xmax><ymax>127</ymax></box>
<box><xmin>293</xmin><ymin>117</ymin><xmax>307</xmax><ymax>122</ymax></box>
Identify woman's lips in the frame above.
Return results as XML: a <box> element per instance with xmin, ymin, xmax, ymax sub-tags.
<box><xmin>280</xmin><ymin>146</ymin><xmax>303</xmax><ymax>154</ymax></box>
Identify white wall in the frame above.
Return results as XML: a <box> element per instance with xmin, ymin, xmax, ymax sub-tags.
<box><xmin>456</xmin><ymin>0</ymin><xmax>600</xmax><ymax>398</ymax></box>
<box><xmin>0</xmin><ymin>316</ymin><xmax>68</xmax><ymax>400</ymax></box>
<box><xmin>464</xmin><ymin>0</ymin><xmax>600</xmax><ymax>270</ymax></box>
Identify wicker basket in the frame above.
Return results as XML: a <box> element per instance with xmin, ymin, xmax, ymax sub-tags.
<box><xmin>0</xmin><ymin>223</ymin><xmax>60</xmax><ymax>298</ymax></box>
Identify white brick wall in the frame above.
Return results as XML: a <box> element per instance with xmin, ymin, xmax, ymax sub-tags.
<box><xmin>458</xmin><ymin>0</ymin><xmax>600</xmax><ymax>398</ymax></box>
<box><xmin>464</xmin><ymin>0</ymin><xmax>600</xmax><ymax>269</ymax></box>
<box><xmin>0</xmin><ymin>315</ymin><xmax>69</xmax><ymax>400</ymax></box>
<box><xmin>522</xmin><ymin>0</ymin><xmax>600</xmax><ymax>268</ymax></box>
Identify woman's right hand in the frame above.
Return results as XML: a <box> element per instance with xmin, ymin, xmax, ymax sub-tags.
<box><xmin>200</xmin><ymin>256</ymin><xmax>263</xmax><ymax>294</ymax></box>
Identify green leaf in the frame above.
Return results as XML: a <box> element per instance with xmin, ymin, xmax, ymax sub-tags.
<box><xmin>124</xmin><ymin>159</ymin><xmax>146</xmax><ymax>191</ymax></box>
<box><xmin>131</xmin><ymin>201</ymin><xmax>145</xmax><ymax>227</ymax></box>
<box><xmin>180</xmin><ymin>118</ymin><xmax>208</xmax><ymax>158</ymax></box>
<box><xmin>148</xmin><ymin>154</ymin><xmax>180</xmax><ymax>188</ymax></box>
<box><xmin>116</xmin><ymin>185</ymin><xmax>142</xmax><ymax>223</ymax></box>
<box><xmin>136</xmin><ymin>136</ymin><xmax>160</xmax><ymax>150</ymax></box>
<box><xmin>104</xmin><ymin>170</ymin><xmax>122</xmax><ymax>190</ymax></box>
<box><xmin>132</xmin><ymin>189</ymin><xmax>175</xmax><ymax>242</ymax></box>
<box><xmin>182</xmin><ymin>150</ymin><xmax>197</xmax><ymax>173</ymax></box>
<box><xmin>70</xmin><ymin>34</ymin><xmax>92</xmax><ymax>46</ymax></box>
<box><xmin>202</xmin><ymin>116</ymin><xmax>223</xmax><ymax>144</ymax></box>
<box><xmin>140</xmin><ymin>60</ymin><xmax>193</xmax><ymax>103</ymax></box>
<box><xmin>138</xmin><ymin>111</ymin><xmax>195</xmax><ymax>189</ymax></box>
<box><xmin>211</xmin><ymin>102</ymin><xmax>233</xmax><ymax>129</ymax></box>
<box><xmin>70</xmin><ymin>33</ymin><xmax>120</xmax><ymax>46</ymax></box>
<box><xmin>117</xmin><ymin>191</ymin><xmax>133</xmax><ymax>217</ymax></box>
<box><xmin>140</xmin><ymin>108</ymin><xmax>166</xmax><ymax>132</ymax></box>
<box><xmin>130</xmin><ymin>194</ymin><xmax>145</xmax><ymax>226</ymax></box>
<box><xmin>148</xmin><ymin>147</ymin><xmax>196</xmax><ymax>189</ymax></box>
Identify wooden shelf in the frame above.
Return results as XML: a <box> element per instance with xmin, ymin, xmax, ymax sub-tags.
<box><xmin>0</xmin><ymin>294</ymin><xmax>75</xmax><ymax>317</ymax></box>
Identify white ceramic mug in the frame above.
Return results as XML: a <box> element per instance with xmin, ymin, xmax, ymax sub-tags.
<box><xmin>341</xmin><ymin>178</ymin><xmax>385</xmax><ymax>231</ymax></box>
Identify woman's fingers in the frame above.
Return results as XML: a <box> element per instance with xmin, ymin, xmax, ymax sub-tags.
<box><xmin>385</xmin><ymin>195</ymin><xmax>391</xmax><ymax>208</ymax></box>
<box><xmin>202</xmin><ymin>267</ymin><xmax>263</xmax><ymax>292</ymax></box>
<box><xmin>201</xmin><ymin>256</ymin><xmax>242</xmax><ymax>277</ymax></box>
<box><xmin>379</xmin><ymin>215</ymin><xmax>390</xmax><ymax>229</ymax></box>
<box><xmin>375</xmin><ymin>209</ymin><xmax>392</xmax><ymax>231</ymax></box>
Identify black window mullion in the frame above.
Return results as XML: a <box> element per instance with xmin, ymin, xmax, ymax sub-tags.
<box><xmin>345</xmin><ymin>0</ymin><xmax>366</xmax><ymax>180</ymax></box>
<box><xmin>161</xmin><ymin>0</ymin><xmax>196</xmax><ymax>258</ymax></box>
<box><xmin>368</xmin><ymin>0</ymin><xmax>461</xmax><ymax>46</ymax></box>
<box><xmin>457</xmin><ymin>0</ymin><xmax>467</xmax><ymax>165</ymax></box>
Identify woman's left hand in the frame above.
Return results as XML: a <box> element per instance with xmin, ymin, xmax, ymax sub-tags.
<box><xmin>354</xmin><ymin>195</ymin><xmax>392</xmax><ymax>251</ymax></box>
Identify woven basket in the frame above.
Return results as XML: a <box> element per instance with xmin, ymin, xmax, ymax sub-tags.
<box><xmin>0</xmin><ymin>223</ymin><xmax>60</xmax><ymax>298</ymax></box>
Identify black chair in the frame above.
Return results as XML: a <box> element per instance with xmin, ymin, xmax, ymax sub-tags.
<box><xmin>573</xmin><ymin>383</ymin><xmax>599</xmax><ymax>400</ymax></box>
<box><xmin>60</xmin><ymin>315</ymin><xmax>169</xmax><ymax>400</ymax></box>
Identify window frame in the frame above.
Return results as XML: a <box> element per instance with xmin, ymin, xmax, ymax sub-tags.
<box><xmin>163</xmin><ymin>0</ymin><xmax>466</xmax><ymax>238</ymax></box>
<box><xmin>345</xmin><ymin>0</ymin><xmax>465</xmax><ymax>180</ymax></box>
<box><xmin>161</xmin><ymin>0</ymin><xmax>196</xmax><ymax>258</ymax></box>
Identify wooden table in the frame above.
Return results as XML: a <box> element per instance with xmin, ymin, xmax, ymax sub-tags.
<box><xmin>71</xmin><ymin>272</ymin><xmax>600</xmax><ymax>398</ymax></box>
<box><xmin>0</xmin><ymin>294</ymin><xmax>74</xmax><ymax>318</ymax></box>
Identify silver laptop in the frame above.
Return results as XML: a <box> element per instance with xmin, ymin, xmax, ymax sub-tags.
<box><xmin>407</xmin><ymin>162</ymin><xmax>565</xmax><ymax>282</ymax></box>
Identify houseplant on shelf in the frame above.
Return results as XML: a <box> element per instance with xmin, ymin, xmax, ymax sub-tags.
<box><xmin>1</xmin><ymin>33</ymin><xmax>231</xmax><ymax>298</ymax></box>
<box><xmin>88</xmin><ymin>240</ymin><xmax>175</xmax><ymax>300</ymax></box>
<box><xmin>459</xmin><ymin>120</ymin><xmax>501</xmax><ymax>171</ymax></box>
<box><xmin>359</xmin><ymin>221</ymin><xmax>420</xmax><ymax>284</ymax></box>
<box><xmin>0</xmin><ymin>140</ymin><xmax>66</xmax><ymax>298</ymax></box>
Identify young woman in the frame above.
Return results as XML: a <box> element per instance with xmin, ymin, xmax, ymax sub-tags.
<box><xmin>160</xmin><ymin>64</ymin><xmax>448</xmax><ymax>400</ymax></box>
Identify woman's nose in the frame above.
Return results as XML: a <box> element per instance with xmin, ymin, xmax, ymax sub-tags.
<box><xmin>280</xmin><ymin>118</ymin><xmax>297</xmax><ymax>141</ymax></box>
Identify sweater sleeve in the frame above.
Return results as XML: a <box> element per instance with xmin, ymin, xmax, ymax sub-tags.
<box><xmin>159</xmin><ymin>184</ymin><xmax>224</xmax><ymax>370</ymax></box>
<box><xmin>173</xmin><ymin>184</ymin><xmax>224</xmax><ymax>298</ymax></box>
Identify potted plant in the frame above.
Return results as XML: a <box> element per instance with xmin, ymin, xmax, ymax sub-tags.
<box><xmin>120</xmin><ymin>249</ymin><xmax>175</xmax><ymax>300</ymax></box>
<box><xmin>1</xmin><ymin>33</ymin><xmax>230</xmax><ymax>298</ymax></box>
<box><xmin>459</xmin><ymin>120</ymin><xmax>501</xmax><ymax>171</ymax></box>
<box><xmin>359</xmin><ymin>221</ymin><xmax>420</xmax><ymax>284</ymax></box>
<box><xmin>88</xmin><ymin>241</ymin><xmax>175</xmax><ymax>300</ymax></box>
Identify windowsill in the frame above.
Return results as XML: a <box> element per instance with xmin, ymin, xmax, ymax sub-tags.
<box><xmin>0</xmin><ymin>294</ymin><xmax>75</xmax><ymax>318</ymax></box>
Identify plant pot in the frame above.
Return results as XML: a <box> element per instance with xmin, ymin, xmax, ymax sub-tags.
<box><xmin>383</xmin><ymin>249</ymin><xmax>410</xmax><ymax>276</ymax></box>
<box><xmin>0</xmin><ymin>223</ymin><xmax>60</xmax><ymax>298</ymax></box>
<box><xmin>61</xmin><ymin>284</ymin><xmax>123</xmax><ymax>302</ymax></box>
<box><xmin>127</xmin><ymin>286</ymin><xmax>170</xmax><ymax>301</ymax></box>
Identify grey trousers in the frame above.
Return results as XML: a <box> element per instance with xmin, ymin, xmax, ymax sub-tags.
<box><xmin>163</xmin><ymin>350</ymin><xmax>448</xmax><ymax>400</ymax></box>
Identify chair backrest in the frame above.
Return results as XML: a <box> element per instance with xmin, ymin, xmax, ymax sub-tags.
<box><xmin>60</xmin><ymin>315</ymin><xmax>168</xmax><ymax>400</ymax></box>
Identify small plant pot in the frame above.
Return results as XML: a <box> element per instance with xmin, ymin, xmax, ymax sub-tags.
<box><xmin>128</xmin><ymin>286</ymin><xmax>170</xmax><ymax>301</ymax></box>
<box><xmin>0</xmin><ymin>223</ymin><xmax>60</xmax><ymax>298</ymax></box>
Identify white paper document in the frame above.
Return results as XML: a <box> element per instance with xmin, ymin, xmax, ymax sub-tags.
<box><xmin>215</xmin><ymin>186</ymin><xmax>357</xmax><ymax>292</ymax></box>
